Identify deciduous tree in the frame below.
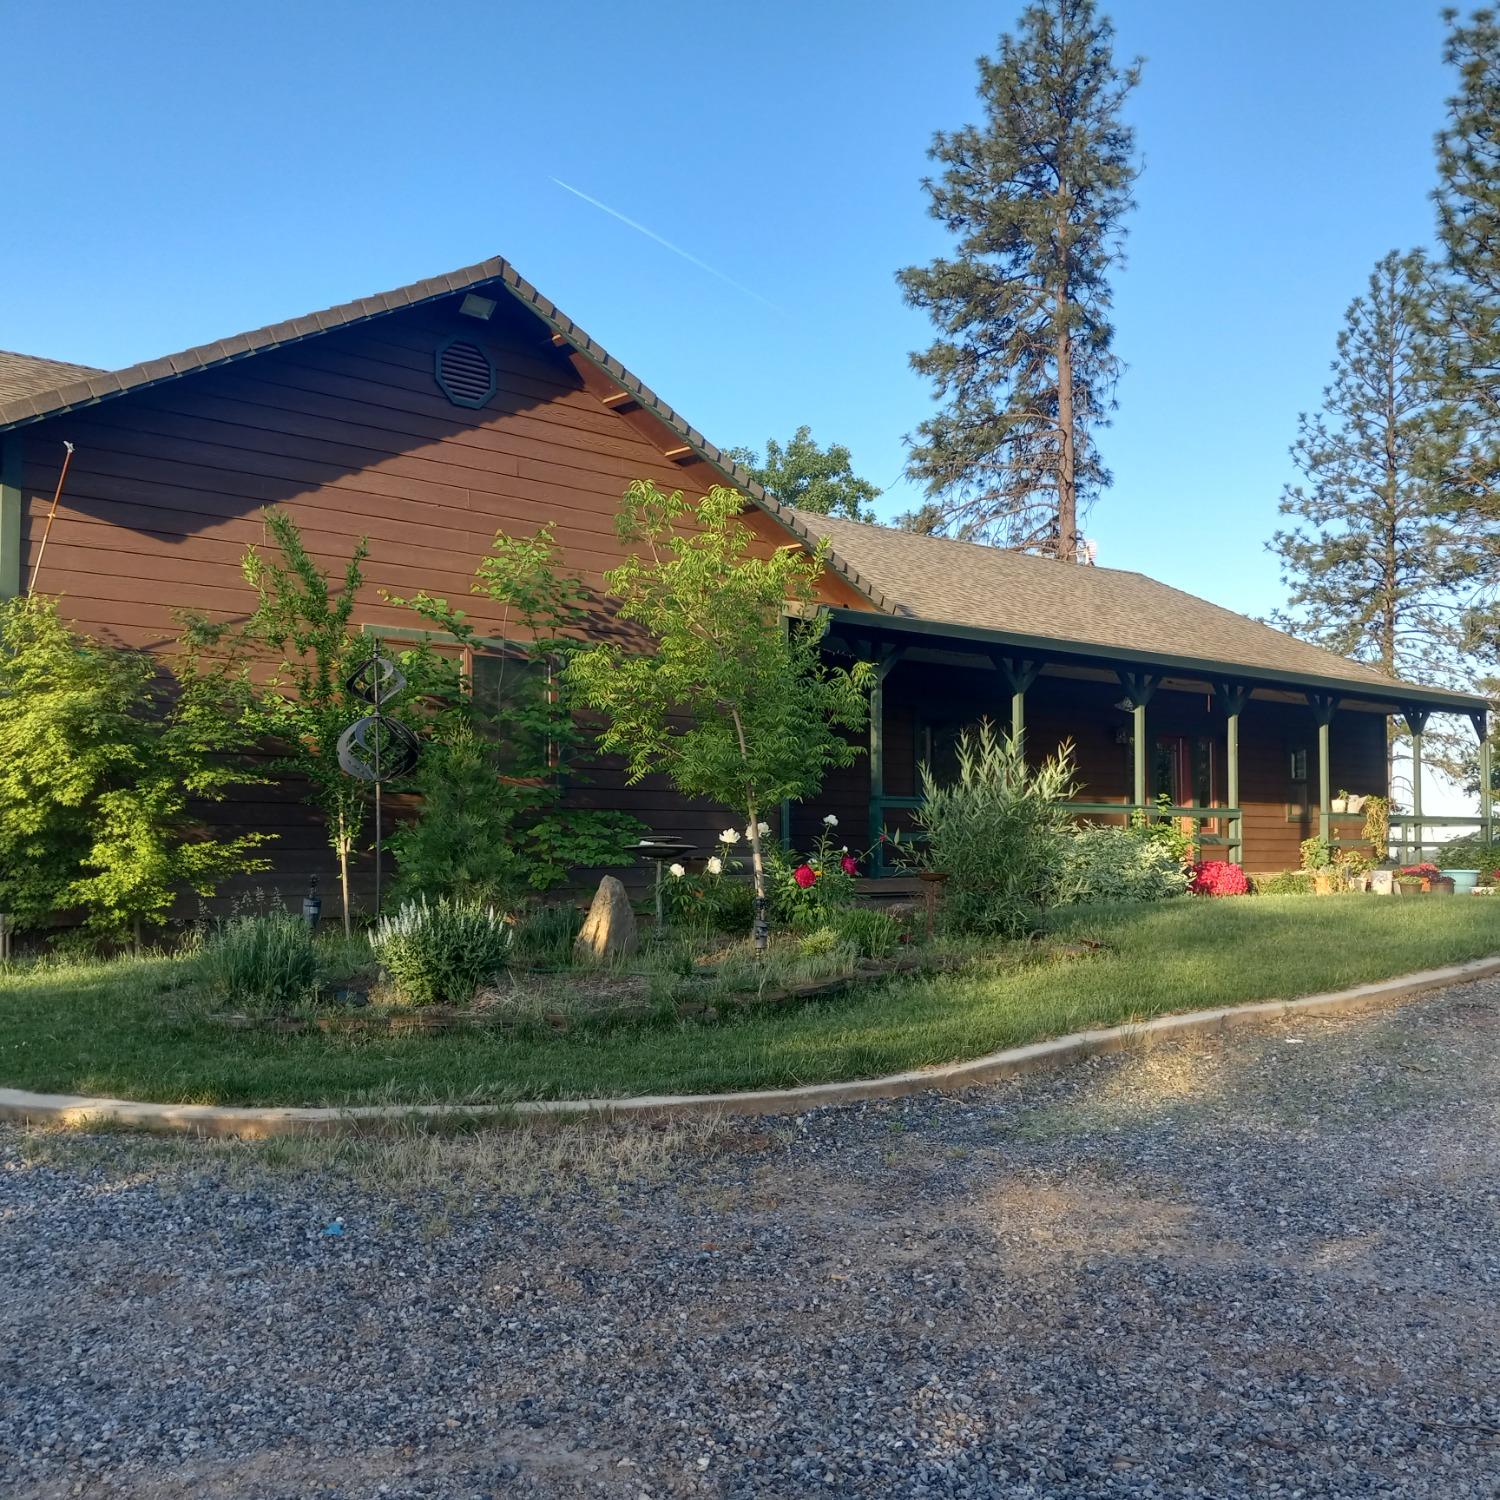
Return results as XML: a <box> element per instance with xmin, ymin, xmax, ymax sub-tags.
<box><xmin>566</xmin><ymin>483</ymin><xmax>872</xmax><ymax>946</ymax></box>
<box><xmin>726</xmin><ymin>426</ymin><xmax>881</xmax><ymax>522</ymax></box>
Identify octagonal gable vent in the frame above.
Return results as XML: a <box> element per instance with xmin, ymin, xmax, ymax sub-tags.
<box><xmin>435</xmin><ymin>337</ymin><xmax>495</xmax><ymax>409</ymax></box>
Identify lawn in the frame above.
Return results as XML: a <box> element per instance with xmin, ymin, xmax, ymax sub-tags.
<box><xmin>1</xmin><ymin>895</ymin><xmax>1496</xmax><ymax>1108</ymax></box>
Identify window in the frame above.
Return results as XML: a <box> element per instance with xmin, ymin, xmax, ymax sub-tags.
<box><xmin>469</xmin><ymin>649</ymin><xmax>558</xmax><ymax>776</ymax></box>
<box><xmin>435</xmin><ymin>337</ymin><xmax>496</xmax><ymax>409</ymax></box>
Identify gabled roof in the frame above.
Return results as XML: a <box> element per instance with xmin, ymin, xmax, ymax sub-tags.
<box><xmin>0</xmin><ymin>350</ymin><xmax>102</xmax><ymax>405</ymax></box>
<box><xmin>796</xmin><ymin>511</ymin><xmax>1485</xmax><ymax>712</ymax></box>
<box><xmin>0</xmin><ymin>257</ymin><xmax>892</xmax><ymax>612</ymax></box>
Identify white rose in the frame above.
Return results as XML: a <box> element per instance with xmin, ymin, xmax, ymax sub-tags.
<box><xmin>669</xmin><ymin>863</ymin><xmax>685</xmax><ymax>878</ymax></box>
<box><xmin>720</xmin><ymin>828</ymin><xmax>740</xmax><ymax>845</ymax></box>
<box><xmin>823</xmin><ymin>814</ymin><xmax>839</xmax><ymax>827</ymax></box>
<box><xmin>706</xmin><ymin>857</ymin><xmax>723</xmax><ymax>875</ymax></box>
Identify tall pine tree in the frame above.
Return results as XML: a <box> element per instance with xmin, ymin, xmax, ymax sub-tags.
<box><xmin>897</xmin><ymin>0</ymin><xmax>1139</xmax><ymax>558</ymax></box>
<box><xmin>1268</xmin><ymin>250</ymin><xmax>1473</xmax><ymax>782</ymax></box>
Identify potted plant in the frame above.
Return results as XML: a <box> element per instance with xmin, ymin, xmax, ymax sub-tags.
<box><xmin>1331</xmin><ymin>791</ymin><xmax>1349</xmax><ymax>814</ymax></box>
<box><xmin>1339</xmin><ymin>850</ymin><xmax>1372</xmax><ymax>891</ymax></box>
<box><xmin>1300</xmin><ymin>835</ymin><xmax>1337</xmax><ymax>893</ymax></box>
<box><xmin>1397</xmin><ymin>861</ymin><xmax>1443</xmax><ymax>894</ymax></box>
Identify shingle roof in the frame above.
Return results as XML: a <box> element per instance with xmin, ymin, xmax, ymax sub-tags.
<box><xmin>0</xmin><ymin>350</ymin><xmax>102</xmax><ymax>405</ymax></box>
<box><xmin>793</xmin><ymin>511</ymin><xmax>1481</xmax><ymax>709</ymax></box>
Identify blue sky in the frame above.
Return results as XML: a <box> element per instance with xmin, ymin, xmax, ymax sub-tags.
<box><xmin>2</xmin><ymin>0</ymin><xmax>1456</xmax><ymax>625</ymax></box>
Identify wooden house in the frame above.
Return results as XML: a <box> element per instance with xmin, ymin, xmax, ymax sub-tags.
<box><xmin>0</xmin><ymin>255</ymin><xmax>1488</xmax><ymax>901</ymax></box>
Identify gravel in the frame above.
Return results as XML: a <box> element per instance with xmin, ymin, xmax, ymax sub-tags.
<box><xmin>3</xmin><ymin>981</ymin><xmax>1499</xmax><ymax>1499</ymax></box>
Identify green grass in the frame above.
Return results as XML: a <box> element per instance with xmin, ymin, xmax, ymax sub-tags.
<box><xmin>1</xmin><ymin>895</ymin><xmax>1496</xmax><ymax>1108</ymax></box>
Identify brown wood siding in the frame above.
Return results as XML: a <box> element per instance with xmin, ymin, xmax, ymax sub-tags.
<box><xmin>13</xmin><ymin>293</ymin><xmax>870</xmax><ymax>904</ymax></box>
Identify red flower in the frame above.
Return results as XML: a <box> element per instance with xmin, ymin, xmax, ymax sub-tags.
<box><xmin>840</xmin><ymin>855</ymin><xmax>859</xmax><ymax>876</ymax></box>
<box><xmin>1190</xmin><ymin>860</ymin><xmax>1249</xmax><ymax>897</ymax></box>
<box><xmin>793</xmin><ymin>863</ymin><xmax>818</xmax><ymax>888</ymax></box>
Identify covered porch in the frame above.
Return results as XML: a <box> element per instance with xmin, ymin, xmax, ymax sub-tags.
<box><xmin>805</xmin><ymin>612</ymin><xmax>1492</xmax><ymax>876</ymax></box>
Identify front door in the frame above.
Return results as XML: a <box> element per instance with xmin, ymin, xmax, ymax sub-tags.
<box><xmin>1154</xmin><ymin>735</ymin><xmax>1218</xmax><ymax>825</ymax></box>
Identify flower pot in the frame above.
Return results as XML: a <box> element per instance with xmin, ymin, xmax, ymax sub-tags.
<box><xmin>1430</xmin><ymin>876</ymin><xmax>1455</xmax><ymax>896</ymax></box>
<box><xmin>1346</xmin><ymin>795</ymin><xmax>1367</xmax><ymax>814</ymax></box>
<box><xmin>1313</xmin><ymin>873</ymin><xmax>1339</xmax><ymax>896</ymax></box>
<box><xmin>1446</xmin><ymin>869</ymin><xmax>1480</xmax><ymax>894</ymax></box>
<box><xmin>1330</xmin><ymin>797</ymin><xmax>1348</xmax><ymax>814</ymax></box>
<box><xmin>1395</xmin><ymin>879</ymin><xmax>1427</xmax><ymax>896</ymax></box>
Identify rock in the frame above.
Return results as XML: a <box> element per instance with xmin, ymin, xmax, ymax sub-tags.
<box><xmin>574</xmin><ymin>875</ymin><xmax>637</xmax><ymax>963</ymax></box>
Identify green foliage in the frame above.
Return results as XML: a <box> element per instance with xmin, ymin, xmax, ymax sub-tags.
<box><xmin>566</xmin><ymin>482</ymin><xmax>873</xmax><ymax>931</ymax></box>
<box><xmin>1362</xmin><ymin>793</ymin><xmax>1391</xmax><ymax>857</ymax></box>
<box><xmin>370</xmin><ymin>897</ymin><xmax>513</xmax><ymax>1008</ymax></box>
<box><xmin>1254</xmin><ymin>870</ymin><xmax>1315</xmax><ymax>896</ymax></box>
<box><xmin>764</xmin><ymin>823</ymin><xmax>860</xmax><ymax>928</ymax></box>
<box><xmin>1059</xmin><ymin>825</ymin><xmax>1190</xmax><ymax>906</ymax></box>
<box><xmin>664</xmin><ymin>858</ymin><xmax>758</xmax><ymax>934</ymax></box>
<box><xmin>0</xmin><ymin>597</ymin><xmax>269</xmax><ymax>943</ymax></box>
<box><xmin>241</xmin><ymin>508</ymin><xmax>371</xmax><ymax>930</ymax></box>
<box><xmin>896</xmin><ymin>0</ymin><xmax>1140</xmax><ymax>553</ymax></box>
<box><xmin>1128</xmin><ymin>794</ymin><xmax>1197</xmax><ymax>867</ymax></box>
<box><xmin>1267</xmin><ymin>250</ymin><xmax>1475</xmax><ymax>777</ymax></box>
<box><xmin>726</xmin><ymin>425</ymin><xmax>881</xmax><ymax>522</ymax></box>
<box><xmin>1433</xmin><ymin>834</ymin><xmax>1500</xmax><ymax>873</ymax></box>
<box><xmin>510</xmin><ymin>903</ymin><xmax>584</xmax><ymax>964</ymax></box>
<box><xmin>386</xmin><ymin>526</ymin><xmax>644</xmax><ymax>907</ymax></box>
<box><xmin>194</xmin><ymin>911</ymin><xmax>319</xmax><ymax>1015</ymax></box>
<box><xmin>1300</xmin><ymin>835</ymin><xmax>1333</xmax><ymax>873</ymax></box>
<box><xmin>824</xmin><ymin>905</ymin><xmax>904</xmax><ymax>960</ymax></box>
<box><xmin>909</xmin><ymin>721</ymin><xmax>1077</xmax><ymax>937</ymax></box>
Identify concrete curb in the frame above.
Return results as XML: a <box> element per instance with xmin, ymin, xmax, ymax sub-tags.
<box><xmin>4</xmin><ymin>954</ymin><xmax>1499</xmax><ymax>1140</ymax></box>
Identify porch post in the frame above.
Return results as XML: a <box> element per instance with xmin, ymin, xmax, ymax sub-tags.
<box><xmin>992</xmin><ymin>654</ymin><xmax>1041</xmax><ymax>750</ymax></box>
<box><xmin>0</xmin><ymin>436</ymin><xmax>20</xmax><ymax>600</ymax></box>
<box><xmin>1404</xmin><ymin>707</ymin><xmax>1430</xmax><ymax>861</ymax></box>
<box><xmin>1470</xmin><ymin>711</ymin><xmax>1491</xmax><ymax>848</ymax></box>
<box><xmin>1117</xmin><ymin>671</ymin><xmax>1161</xmax><ymax>812</ymax></box>
<box><xmin>867</xmin><ymin>647</ymin><xmax>901</xmax><ymax>873</ymax></box>
<box><xmin>1216</xmin><ymin>681</ymin><xmax>1249</xmax><ymax>866</ymax></box>
<box><xmin>1309</xmin><ymin>693</ymin><xmax>1340</xmax><ymax>848</ymax></box>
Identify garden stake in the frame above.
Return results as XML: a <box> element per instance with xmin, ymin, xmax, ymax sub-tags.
<box><xmin>26</xmin><ymin>440</ymin><xmax>75</xmax><ymax>596</ymax></box>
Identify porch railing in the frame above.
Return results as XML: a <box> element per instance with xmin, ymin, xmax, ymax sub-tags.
<box><xmin>1384</xmin><ymin>812</ymin><xmax>1492</xmax><ymax>866</ymax></box>
<box><xmin>868</xmin><ymin>799</ymin><xmax>1243</xmax><ymax>877</ymax></box>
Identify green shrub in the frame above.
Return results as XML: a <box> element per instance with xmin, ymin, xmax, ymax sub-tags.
<box><xmin>370</xmin><ymin>897</ymin><xmax>512</xmax><ymax>1008</ymax></box>
<box><xmin>827</xmin><ymin>905</ymin><xmax>904</xmax><ymax>960</ymax></box>
<box><xmin>510</xmin><ymin>903</ymin><xmax>583</xmax><ymax>964</ymax></box>
<box><xmin>1128</xmin><ymin>795</ymin><xmax>1198</xmax><ymax>866</ymax></box>
<box><xmin>909</xmin><ymin>720</ymin><xmax>1076</xmax><ymax>938</ymax></box>
<box><xmin>664</xmin><ymin>860</ymin><xmax>758</xmax><ymax>933</ymax></box>
<box><xmin>1059</xmin><ymin>825</ymin><xmax>1189</xmax><ymax>906</ymax></box>
<box><xmin>195</xmin><ymin>911</ymin><xmax>319</xmax><ymax>1014</ymax></box>
<box><xmin>1254</xmin><ymin>870</ymin><xmax>1314</xmax><ymax>895</ymax></box>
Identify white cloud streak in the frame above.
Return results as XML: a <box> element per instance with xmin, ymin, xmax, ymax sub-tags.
<box><xmin>550</xmin><ymin>177</ymin><xmax>782</xmax><ymax>313</ymax></box>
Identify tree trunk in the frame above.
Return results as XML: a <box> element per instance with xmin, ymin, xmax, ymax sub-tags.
<box><xmin>745</xmin><ymin>802</ymin><xmax>769</xmax><ymax>954</ymax></box>
<box><xmin>1055</xmin><ymin>320</ymin><xmax>1077</xmax><ymax>562</ymax></box>
<box><xmin>337</xmin><ymin>812</ymin><xmax>352</xmax><ymax>937</ymax></box>
<box><xmin>132</xmin><ymin>916</ymin><xmax>143</xmax><ymax>959</ymax></box>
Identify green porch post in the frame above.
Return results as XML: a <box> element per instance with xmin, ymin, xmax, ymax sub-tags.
<box><xmin>0</xmin><ymin>435</ymin><xmax>20</xmax><ymax>600</ymax></box>
<box><xmin>1469</xmin><ymin>711</ymin><xmax>1491</xmax><ymax>850</ymax></box>
<box><xmin>1404</xmin><ymin>707</ymin><xmax>1430</xmax><ymax>862</ymax></box>
<box><xmin>867</xmin><ymin>648</ymin><xmax>901</xmax><ymax>874</ymax></box>
<box><xmin>1117</xmin><ymin>671</ymin><xmax>1160</xmax><ymax>812</ymax></box>
<box><xmin>992</xmin><ymin>654</ymin><xmax>1041</xmax><ymax>750</ymax></box>
<box><xmin>1216</xmin><ymin>681</ymin><xmax>1249</xmax><ymax>866</ymax></box>
<box><xmin>1309</xmin><ymin>693</ymin><xmax>1340</xmax><ymax>848</ymax></box>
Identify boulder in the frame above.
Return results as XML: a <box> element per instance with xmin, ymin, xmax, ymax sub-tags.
<box><xmin>574</xmin><ymin>875</ymin><xmax>638</xmax><ymax>964</ymax></box>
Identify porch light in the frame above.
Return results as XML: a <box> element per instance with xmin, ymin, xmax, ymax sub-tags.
<box><xmin>459</xmin><ymin>293</ymin><xmax>496</xmax><ymax>320</ymax></box>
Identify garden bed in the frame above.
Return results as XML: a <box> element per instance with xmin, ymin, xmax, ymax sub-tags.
<box><xmin>3</xmin><ymin>897</ymin><xmax>1498</xmax><ymax>1109</ymax></box>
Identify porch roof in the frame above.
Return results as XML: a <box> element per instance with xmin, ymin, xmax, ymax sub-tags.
<box><xmin>803</xmin><ymin>514</ymin><xmax>1485</xmax><ymax>716</ymax></box>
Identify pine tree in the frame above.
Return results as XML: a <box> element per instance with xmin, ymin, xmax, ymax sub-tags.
<box><xmin>726</xmin><ymin>426</ymin><xmax>881</xmax><ymax>522</ymax></box>
<box><xmin>1434</xmin><ymin>6</ymin><xmax>1500</xmax><ymax>514</ymax></box>
<box><xmin>1268</xmin><ymin>250</ymin><xmax>1473</xmax><ymax>781</ymax></box>
<box><xmin>897</xmin><ymin>0</ymin><xmax>1139</xmax><ymax>557</ymax></box>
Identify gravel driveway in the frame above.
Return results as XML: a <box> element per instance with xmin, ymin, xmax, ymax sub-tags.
<box><xmin>3</xmin><ymin>982</ymin><xmax>1498</xmax><ymax>1500</ymax></box>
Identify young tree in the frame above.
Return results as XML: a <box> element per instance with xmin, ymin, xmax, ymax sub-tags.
<box><xmin>0</xmin><ymin>597</ymin><xmax>269</xmax><ymax>946</ymax></box>
<box><xmin>726</xmin><ymin>426</ymin><xmax>881</xmax><ymax>522</ymax></box>
<box><xmin>241</xmin><ymin>509</ymin><xmax>371</xmax><ymax>933</ymax></box>
<box><xmin>1267</xmin><ymin>250</ymin><xmax>1474</xmax><ymax>780</ymax></box>
<box><xmin>385</xmin><ymin>526</ymin><xmax>643</xmax><ymax>906</ymax></box>
<box><xmin>897</xmin><ymin>0</ymin><xmax>1140</xmax><ymax>557</ymax></box>
<box><xmin>566</xmin><ymin>482</ymin><xmax>872</xmax><ymax>946</ymax></box>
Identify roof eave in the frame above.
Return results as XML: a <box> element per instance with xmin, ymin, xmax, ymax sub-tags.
<box><xmin>820</xmin><ymin>607</ymin><xmax>1489</xmax><ymax>715</ymax></box>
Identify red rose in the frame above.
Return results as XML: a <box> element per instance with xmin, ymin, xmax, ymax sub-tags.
<box><xmin>793</xmin><ymin>864</ymin><xmax>818</xmax><ymax>888</ymax></box>
<box><xmin>840</xmin><ymin>855</ymin><xmax>858</xmax><ymax>876</ymax></box>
